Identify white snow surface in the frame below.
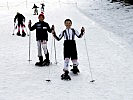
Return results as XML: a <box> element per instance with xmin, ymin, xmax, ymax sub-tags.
<box><xmin>0</xmin><ymin>0</ymin><xmax>133</xmax><ymax>100</ymax></box>
<box><xmin>76</xmin><ymin>0</ymin><xmax>133</xmax><ymax>49</ymax></box>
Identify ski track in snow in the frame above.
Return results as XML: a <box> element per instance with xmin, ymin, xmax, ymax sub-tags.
<box><xmin>0</xmin><ymin>0</ymin><xmax>133</xmax><ymax>100</ymax></box>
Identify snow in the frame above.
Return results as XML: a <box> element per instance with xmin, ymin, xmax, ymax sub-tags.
<box><xmin>76</xmin><ymin>0</ymin><xmax>133</xmax><ymax>49</ymax></box>
<box><xmin>0</xmin><ymin>0</ymin><xmax>133</xmax><ymax>100</ymax></box>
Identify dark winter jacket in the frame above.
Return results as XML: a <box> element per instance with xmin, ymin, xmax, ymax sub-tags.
<box><xmin>14</xmin><ymin>13</ymin><xmax>25</xmax><ymax>23</ymax></box>
<box><xmin>32</xmin><ymin>4</ymin><xmax>39</xmax><ymax>9</ymax></box>
<box><xmin>41</xmin><ymin>3</ymin><xmax>45</xmax><ymax>8</ymax></box>
<box><xmin>30</xmin><ymin>21</ymin><xmax>52</xmax><ymax>41</ymax></box>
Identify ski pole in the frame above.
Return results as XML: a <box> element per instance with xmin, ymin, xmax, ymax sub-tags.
<box><xmin>54</xmin><ymin>38</ymin><xmax>58</xmax><ymax>64</ymax></box>
<box><xmin>28</xmin><ymin>20</ymin><xmax>32</xmax><ymax>62</ymax></box>
<box><xmin>12</xmin><ymin>23</ymin><xmax>17</xmax><ymax>35</ymax></box>
<box><xmin>45</xmin><ymin>66</ymin><xmax>51</xmax><ymax>82</ymax></box>
<box><xmin>12</xmin><ymin>23</ymin><xmax>15</xmax><ymax>35</ymax></box>
<box><xmin>25</xmin><ymin>25</ymin><xmax>29</xmax><ymax>36</ymax></box>
<box><xmin>23</xmin><ymin>22</ymin><xmax>29</xmax><ymax>36</ymax></box>
<box><xmin>50</xmin><ymin>36</ymin><xmax>54</xmax><ymax>62</ymax></box>
<box><xmin>84</xmin><ymin>34</ymin><xmax>95</xmax><ymax>83</ymax></box>
<box><xmin>45</xmin><ymin>35</ymin><xmax>54</xmax><ymax>82</ymax></box>
<box><xmin>26</xmin><ymin>27</ymin><xmax>29</xmax><ymax>36</ymax></box>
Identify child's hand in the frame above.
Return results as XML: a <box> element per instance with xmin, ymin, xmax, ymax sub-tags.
<box><xmin>52</xmin><ymin>30</ymin><xmax>56</xmax><ymax>35</ymax></box>
<box><xmin>51</xmin><ymin>30</ymin><xmax>56</xmax><ymax>36</ymax></box>
<box><xmin>81</xmin><ymin>27</ymin><xmax>85</xmax><ymax>33</ymax></box>
<box><xmin>51</xmin><ymin>25</ymin><xmax>55</xmax><ymax>30</ymax></box>
<box><xmin>28</xmin><ymin>20</ymin><xmax>32</xmax><ymax>29</ymax></box>
<box><xmin>51</xmin><ymin>25</ymin><xmax>56</xmax><ymax>35</ymax></box>
<box><xmin>28</xmin><ymin>20</ymin><xmax>32</xmax><ymax>25</ymax></box>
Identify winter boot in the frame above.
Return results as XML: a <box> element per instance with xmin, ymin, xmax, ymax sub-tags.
<box><xmin>35</xmin><ymin>56</ymin><xmax>43</xmax><ymax>66</ymax></box>
<box><xmin>71</xmin><ymin>65</ymin><xmax>80</xmax><ymax>74</ymax></box>
<box><xmin>22</xmin><ymin>31</ymin><xmax>26</xmax><ymax>37</ymax></box>
<box><xmin>17</xmin><ymin>31</ymin><xmax>21</xmax><ymax>36</ymax></box>
<box><xmin>42</xmin><ymin>53</ymin><xmax>50</xmax><ymax>66</ymax></box>
<box><xmin>61</xmin><ymin>70</ymin><xmax>71</xmax><ymax>80</ymax></box>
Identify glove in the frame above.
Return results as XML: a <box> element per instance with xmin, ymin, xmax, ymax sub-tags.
<box><xmin>81</xmin><ymin>27</ymin><xmax>85</xmax><ymax>35</ymax></box>
<box><xmin>28</xmin><ymin>20</ymin><xmax>32</xmax><ymax>29</ymax></box>
<box><xmin>52</xmin><ymin>30</ymin><xmax>56</xmax><ymax>35</ymax></box>
<box><xmin>51</xmin><ymin>25</ymin><xmax>55</xmax><ymax>30</ymax></box>
<box><xmin>81</xmin><ymin>27</ymin><xmax>85</xmax><ymax>33</ymax></box>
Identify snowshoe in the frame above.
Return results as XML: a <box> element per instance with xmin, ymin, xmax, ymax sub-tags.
<box><xmin>42</xmin><ymin>59</ymin><xmax>50</xmax><ymax>66</ymax></box>
<box><xmin>22</xmin><ymin>31</ymin><xmax>26</xmax><ymax>37</ymax></box>
<box><xmin>61</xmin><ymin>70</ymin><xmax>71</xmax><ymax>80</ymax></box>
<box><xmin>35</xmin><ymin>56</ymin><xmax>43</xmax><ymax>66</ymax></box>
<box><xmin>17</xmin><ymin>32</ymin><xmax>21</xmax><ymax>36</ymax></box>
<box><xmin>35</xmin><ymin>61</ymin><xmax>43</xmax><ymax>66</ymax></box>
<box><xmin>71</xmin><ymin>66</ymin><xmax>80</xmax><ymax>74</ymax></box>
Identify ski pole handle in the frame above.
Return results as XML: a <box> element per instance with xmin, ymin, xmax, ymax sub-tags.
<box><xmin>29</xmin><ymin>20</ymin><xmax>31</xmax><ymax>24</ymax></box>
<box><xmin>28</xmin><ymin>20</ymin><xmax>32</xmax><ymax>29</ymax></box>
<box><xmin>81</xmin><ymin>27</ymin><xmax>85</xmax><ymax>33</ymax></box>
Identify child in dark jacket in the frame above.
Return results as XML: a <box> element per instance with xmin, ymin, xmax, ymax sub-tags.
<box><xmin>14</xmin><ymin>12</ymin><xmax>26</xmax><ymax>37</ymax></box>
<box><xmin>52</xmin><ymin>19</ymin><xmax>85</xmax><ymax>80</ymax></box>
<box><xmin>28</xmin><ymin>13</ymin><xmax>53</xmax><ymax>66</ymax></box>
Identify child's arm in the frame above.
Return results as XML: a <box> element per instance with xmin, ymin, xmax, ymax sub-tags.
<box><xmin>52</xmin><ymin>25</ymin><xmax>63</xmax><ymax>41</ymax></box>
<box><xmin>14</xmin><ymin>15</ymin><xmax>17</xmax><ymax>23</ymax></box>
<box><xmin>28</xmin><ymin>20</ymin><xmax>36</xmax><ymax>31</ymax></box>
<box><xmin>47</xmin><ymin>23</ymin><xmax>53</xmax><ymax>33</ymax></box>
<box><xmin>75</xmin><ymin>27</ymin><xmax>85</xmax><ymax>38</ymax></box>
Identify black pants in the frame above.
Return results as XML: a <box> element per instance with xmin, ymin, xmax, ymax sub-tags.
<box><xmin>64</xmin><ymin>40</ymin><xmax>78</xmax><ymax>60</ymax></box>
<box><xmin>18</xmin><ymin>21</ymin><xmax>24</xmax><ymax>26</ymax></box>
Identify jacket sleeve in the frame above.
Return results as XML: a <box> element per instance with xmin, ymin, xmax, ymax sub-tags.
<box><xmin>74</xmin><ymin>29</ymin><xmax>84</xmax><ymax>38</ymax></box>
<box><xmin>14</xmin><ymin>15</ymin><xmax>17</xmax><ymax>23</ymax></box>
<box><xmin>30</xmin><ymin>23</ymin><xmax>36</xmax><ymax>31</ymax></box>
<box><xmin>53</xmin><ymin>31</ymin><xmax>64</xmax><ymax>41</ymax></box>
<box><xmin>47</xmin><ymin>23</ymin><xmax>52</xmax><ymax>33</ymax></box>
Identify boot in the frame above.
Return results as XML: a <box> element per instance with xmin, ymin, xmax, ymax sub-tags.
<box><xmin>35</xmin><ymin>56</ymin><xmax>43</xmax><ymax>66</ymax></box>
<box><xmin>17</xmin><ymin>31</ymin><xmax>21</xmax><ymax>36</ymax></box>
<box><xmin>22</xmin><ymin>31</ymin><xmax>26</xmax><ymax>37</ymax></box>
<box><xmin>61</xmin><ymin>70</ymin><xmax>71</xmax><ymax>80</ymax></box>
<box><xmin>42</xmin><ymin>53</ymin><xmax>50</xmax><ymax>66</ymax></box>
<box><xmin>71</xmin><ymin>65</ymin><xmax>80</xmax><ymax>74</ymax></box>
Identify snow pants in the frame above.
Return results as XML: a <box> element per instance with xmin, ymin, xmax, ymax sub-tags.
<box><xmin>37</xmin><ymin>40</ymin><xmax>48</xmax><ymax>57</ymax></box>
<box><xmin>18</xmin><ymin>21</ymin><xmax>25</xmax><ymax>32</ymax></box>
<box><xmin>63</xmin><ymin>40</ymin><xmax>79</xmax><ymax>71</ymax></box>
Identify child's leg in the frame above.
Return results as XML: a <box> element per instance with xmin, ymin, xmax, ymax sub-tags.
<box><xmin>35</xmin><ymin>40</ymin><xmax>43</xmax><ymax>65</ymax></box>
<box><xmin>70</xmin><ymin>41</ymin><xmax>79</xmax><ymax>73</ymax></box>
<box><xmin>17</xmin><ymin>22</ymin><xmax>21</xmax><ymax>33</ymax></box>
<box><xmin>41</xmin><ymin>40</ymin><xmax>50</xmax><ymax>63</ymax></box>
<box><xmin>37</xmin><ymin>40</ymin><xmax>42</xmax><ymax>57</ymax></box>
<box><xmin>61</xmin><ymin>58</ymin><xmax>71</xmax><ymax>80</ymax></box>
<box><xmin>17</xmin><ymin>24</ymin><xmax>21</xmax><ymax>36</ymax></box>
<box><xmin>41</xmin><ymin>40</ymin><xmax>48</xmax><ymax>54</ymax></box>
<box><xmin>71</xmin><ymin>59</ymin><xmax>80</xmax><ymax>74</ymax></box>
<box><xmin>21</xmin><ymin>24</ymin><xmax>24</xmax><ymax>32</ymax></box>
<box><xmin>21</xmin><ymin>24</ymin><xmax>26</xmax><ymax>37</ymax></box>
<box><xmin>72</xmin><ymin>59</ymin><xmax>79</xmax><ymax>67</ymax></box>
<box><xmin>63</xmin><ymin>58</ymin><xmax>70</xmax><ymax>71</ymax></box>
<box><xmin>18</xmin><ymin>23</ymin><xmax>20</xmax><ymax>33</ymax></box>
<box><xmin>18</xmin><ymin>26</ymin><xmax>20</xmax><ymax>32</ymax></box>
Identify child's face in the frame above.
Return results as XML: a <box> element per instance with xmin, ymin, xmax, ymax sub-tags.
<box><xmin>39</xmin><ymin>16</ymin><xmax>44</xmax><ymax>22</ymax></box>
<box><xmin>65</xmin><ymin>21</ymin><xmax>72</xmax><ymax>29</ymax></box>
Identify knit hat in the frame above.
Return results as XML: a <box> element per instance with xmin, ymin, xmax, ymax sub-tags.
<box><xmin>38</xmin><ymin>13</ymin><xmax>44</xmax><ymax>18</ymax></box>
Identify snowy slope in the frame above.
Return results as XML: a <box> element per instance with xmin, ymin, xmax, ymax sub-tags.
<box><xmin>0</xmin><ymin>0</ymin><xmax>133</xmax><ymax>100</ymax></box>
<box><xmin>76</xmin><ymin>0</ymin><xmax>133</xmax><ymax>49</ymax></box>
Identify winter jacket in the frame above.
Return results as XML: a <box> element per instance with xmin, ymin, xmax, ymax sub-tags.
<box><xmin>30</xmin><ymin>21</ymin><xmax>52</xmax><ymax>41</ymax></box>
<box><xmin>53</xmin><ymin>28</ymin><xmax>84</xmax><ymax>41</ymax></box>
<box><xmin>32</xmin><ymin>4</ymin><xmax>39</xmax><ymax>9</ymax></box>
<box><xmin>14</xmin><ymin>14</ymin><xmax>25</xmax><ymax>23</ymax></box>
